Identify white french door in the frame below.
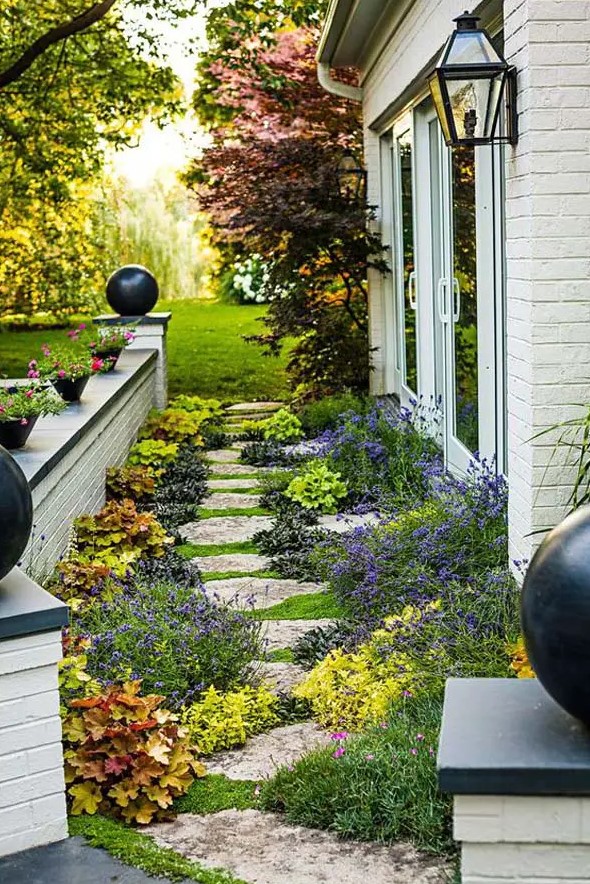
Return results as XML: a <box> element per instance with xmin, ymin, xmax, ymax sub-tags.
<box><xmin>413</xmin><ymin>102</ymin><xmax>505</xmax><ymax>473</ymax></box>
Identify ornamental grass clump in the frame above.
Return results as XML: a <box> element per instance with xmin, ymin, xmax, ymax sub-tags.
<box><xmin>63</xmin><ymin>680</ymin><xmax>204</xmax><ymax>825</ymax></box>
<box><xmin>260</xmin><ymin>694</ymin><xmax>452</xmax><ymax>855</ymax></box>
<box><xmin>77</xmin><ymin>580</ymin><xmax>263</xmax><ymax>710</ymax></box>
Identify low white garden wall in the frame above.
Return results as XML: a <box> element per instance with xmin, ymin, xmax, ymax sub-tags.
<box><xmin>10</xmin><ymin>349</ymin><xmax>157</xmax><ymax>577</ymax></box>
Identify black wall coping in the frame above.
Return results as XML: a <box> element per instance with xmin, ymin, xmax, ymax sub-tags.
<box><xmin>438</xmin><ymin>678</ymin><xmax>590</xmax><ymax>795</ymax></box>
<box><xmin>8</xmin><ymin>349</ymin><xmax>157</xmax><ymax>491</ymax></box>
<box><xmin>0</xmin><ymin>567</ymin><xmax>68</xmax><ymax>640</ymax></box>
<box><xmin>93</xmin><ymin>313</ymin><xmax>172</xmax><ymax>327</ymax></box>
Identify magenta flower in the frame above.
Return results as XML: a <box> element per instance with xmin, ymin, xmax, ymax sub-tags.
<box><xmin>410</xmin><ymin>748</ymin><xmax>418</xmax><ymax>756</ymax></box>
<box><xmin>330</xmin><ymin>731</ymin><xmax>349</xmax><ymax>741</ymax></box>
<box><xmin>333</xmin><ymin>746</ymin><xmax>346</xmax><ymax>759</ymax></box>
<box><xmin>416</xmin><ymin>733</ymin><xmax>425</xmax><ymax>741</ymax></box>
<box><xmin>57</xmin><ymin>369</ymin><xmax>67</xmax><ymax>379</ymax></box>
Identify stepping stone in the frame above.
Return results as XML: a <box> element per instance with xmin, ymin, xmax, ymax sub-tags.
<box><xmin>182</xmin><ymin>515</ymin><xmax>273</xmax><ymax>545</ymax></box>
<box><xmin>204</xmin><ymin>722</ymin><xmax>332</xmax><ymax>780</ymax></box>
<box><xmin>318</xmin><ymin>513</ymin><xmax>379</xmax><ymax>534</ymax></box>
<box><xmin>206</xmin><ymin>577</ymin><xmax>322</xmax><ymax>608</ymax></box>
<box><xmin>262</xmin><ymin>619</ymin><xmax>334</xmax><ymax>651</ymax></box>
<box><xmin>226</xmin><ymin>401</ymin><xmax>284</xmax><ymax>412</ymax></box>
<box><xmin>209</xmin><ymin>462</ymin><xmax>265</xmax><ymax>476</ymax></box>
<box><xmin>205</xmin><ymin>492</ymin><xmax>262</xmax><ymax>509</ymax></box>
<box><xmin>208</xmin><ymin>477</ymin><xmax>260</xmax><ymax>490</ymax></box>
<box><xmin>259</xmin><ymin>661</ymin><xmax>306</xmax><ymax>695</ymax></box>
<box><xmin>206</xmin><ymin>449</ymin><xmax>242</xmax><ymax>463</ymax></box>
<box><xmin>0</xmin><ymin>837</ymin><xmax>187</xmax><ymax>884</ymax></box>
<box><xmin>195</xmin><ymin>553</ymin><xmax>270</xmax><ymax>574</ymax></box>
<box><xmin>148</xmin><ymin>809</ymin><xmax>450</xmax><ymax>884</ymax></box>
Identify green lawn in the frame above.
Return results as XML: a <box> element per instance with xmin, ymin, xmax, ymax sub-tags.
<box><xmin>0</xmin><ymin>300</ymin><xmax>290</xmax><ymax>403</ymax></box>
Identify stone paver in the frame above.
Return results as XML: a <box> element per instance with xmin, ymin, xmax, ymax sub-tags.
<box><xmin>196</xmin><ymin>553</ymin><xmax>270</xmax><ymax>574</ymax></box>
<box><xmin>182</xmin><ymin>515</ymin><xmax>273</xmax><ymax>545</ymax></box>
<box><xmin>226</xmin><ymin>401</ymin><xmax>284</xmax><ymax>412</ymax></box>
<box><xmin>259</xmin><ymin>661</ymin><xmax>306</xmax><ymax>695</ymax></box>
<box><xmin>209</xmin><ymin>462</ymin><xmax>265</xmax><ymax>475</ymax></box>
<box><xmin>206</xmin><ymin>449</ymin><xmax>242</xmax><ymax>463</ymax></box>
<box><xmin>262</xmin><ymin>619</ymin><xmax>334</xmax><ymax>651</ymax></box>
<box><xmin>205</xmin><ymin>492</ymin><xmax>262</xmax><ymax>510</ymax></box>
<box><xmin>318</xmin><ymin>513</ymin><xmax>379</xmax><ymax>534</ymax></box>
<box><xmin>148</xmin><ymin>810</ymin><xmax>450</xmax><ymax>884</ymax></box>
<box><xmin>205</xmin><ymin>577</ymin><xmax>322</xmax><ymax>608</ymax></box>
<box><xmin>204</xmin><ymin>722</ymin><xmax>332</xmax><ymax>780</ymax></box>
<box><xmin>207</xmin><ymin>477</ymin><xmax>260</xmax><ymax>490</ymax></box>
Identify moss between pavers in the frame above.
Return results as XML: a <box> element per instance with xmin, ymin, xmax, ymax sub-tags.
<box><xmin>69</xmin><ymin>814</ymin><xmax>246</xmax><ymax>884</ymax></box>
<box><xmin>207</xmin><ymin>487</ymin><xmax>261</xmax><ymax>495</ymax></box>
<box><xmin>176</xmin><ymin>775</ymin><xmax>259</xmax><ymax>815</ymax></box>
<box><xmin>267</xmin><ymin>648</ymin><xmax>296</xmax><ymax>663</ymax></box>
<box><xmin>202</xmin><ymin>570</ymin><xmax>280</xmax><ymax>583</ymax></box>
<box><xmin>198</xmin><ymin>506</ymin><xmax>271</xmax><ymax>519</ymax></box>
<box><xmin>177</xmin><ymin>541</ymin><xmax>259</xmax><ymax>558</ymax></box>
<box><xmin>205</xmin><ymin>472</ymin><xmax>261</xmax><ymax>481</ymax></box>
<box><xmin>247</xmin><ymin>591</ymin><xmax>343</xmax><ymax>621</ymax></box>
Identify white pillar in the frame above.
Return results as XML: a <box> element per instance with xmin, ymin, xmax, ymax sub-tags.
<box><xmin>504</xmin><ymin>0</ymin><xmax>590</xmax><ymax>568</ymax></box>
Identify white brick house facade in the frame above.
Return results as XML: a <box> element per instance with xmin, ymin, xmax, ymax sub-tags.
<box><xmin>319</xmin><ymin>0</ymin><xmax>590</xmax><ymax>566</ymax></box>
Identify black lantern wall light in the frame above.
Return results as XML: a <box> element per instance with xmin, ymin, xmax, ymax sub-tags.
<box><xmin>336</xmin><ymin>148</ymin><xmax>367</xmax><ymax>201</ymax></box>
<box><xmin>428</xmin><ymin>11</ymin><xmax>518</xmax><ymax>147</ymax></box>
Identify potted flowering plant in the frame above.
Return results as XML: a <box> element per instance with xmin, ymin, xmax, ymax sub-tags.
<box><xmin>28</xmin><ymin>344</ymin><xmax>106</xmax><ymax>402</ymax></box>
<box><xmin>0</xmin><ymin>384</ymin><xmax>67</xmax><ymax>448</ymax></box>
<box><xmin>87</xmin><ymin>324</ymin><xmax>136</xmax><ymax>372</ymax></box>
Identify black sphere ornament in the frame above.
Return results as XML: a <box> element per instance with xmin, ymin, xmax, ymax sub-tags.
<box><xmin>106</xmin><ymin>265</ymin><xmax>159</xmax><ymax>316</ymax></box>
<box><xmin>0</xmin><ymin>445</ymin><xmax>33</xmax><ymax>582</ymax></box>
<box><xmin>522</xmin><ymin>505</ymin><xmax>590</xmax><ymax>726</ymax></box>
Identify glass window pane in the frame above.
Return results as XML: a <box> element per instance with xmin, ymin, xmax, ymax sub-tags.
<box><xmin>452</xmin><ymin>145</ymin><xmax>478</xmax><ymax>452</ymax></box>
<box><xmin>398</xmin><ymin>131</ymin><xmax>417</xmax><ymax>392</ymax></box>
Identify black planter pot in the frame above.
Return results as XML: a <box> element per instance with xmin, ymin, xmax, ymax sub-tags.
<box><xmin>92</xmin><ymin>347</ymin><xmax>122</xmax><ymax>372</ymax></box>
<box><xmin>106</xmin><ymin>265</ymin><xmax>159</xmax><ymax>316</ymax></box>
<box><xmin>0</xmin><ymin>416</ymin><xmax>39</xmax><ymax>449</ymax></box>
<box><xmin>52</xmin><ymin>375</ymin><xmax>90</xmax><ymax>403</ymax></box>
<box><xmin>522</xmin><ymin>505</ymin><xmax>590</xmax><ymax>725</ymax></box>
<box><xmin>0</xmin><ymin>445</ymin><xmax>33</xmax><ymax>581</ymax></box>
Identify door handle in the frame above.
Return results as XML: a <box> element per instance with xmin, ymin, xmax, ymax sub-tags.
<box><xmin>408</xmin><ymin>270</ymin><xmax>417</xmax><ymax>310</ymax></box>
<box><xmin>452</xmin><ymin>277</ymin><xmax>461</xmax><ymax>323</ymax></box>
<box><xmin>437</xmin><ymin>277</ymin><xmax>449</xmax><ymax>324</ymax></box>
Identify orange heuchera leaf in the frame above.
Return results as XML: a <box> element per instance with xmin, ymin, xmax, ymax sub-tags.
<box><xmin>121</xmin><ymin>797</ymin><xmax>159</xmax><ymax>825</ymax></box>
<box><xmin>70</xmin><ymin>696</ymin><xmax>103</xmax><ymax>709</ymax></box>
<box><xmin>82</xmin><ymin>708</ymin><xmax>110</xmax><ymax>741</ymax></box>
<box><xmin>69</xmin><ymin>782</ymin><xmax>103</xmax><ymax>816</ymax></box>
<box><xmin>81</xmin><ymin>759</ymin><xmax>108</xmax><ymax>783</ymax></box>
<box><xmin>104</xmin><ymin>755</ymin><xmax>132</xmax><ymax>776</ymax></box>
<box><xmin>145</xmin><ymin>733</ymin><xmax>172</xmax><ymax>764</ymax></box>
<box><xmin>129</xmin><ymin>718</ymin><xmax>158</xmax><ymax>732</ymax></box>
<box><xmin>131</xmin><ymin>754</ymin><xmax>165</xmax><ymax>786</ymax></box>
<box><xmin>110</xmin><ymin>733</ymin><xmax>140</xmax><ymax>755</ymax></box>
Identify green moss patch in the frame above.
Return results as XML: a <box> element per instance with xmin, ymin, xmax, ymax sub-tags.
<box><xmin>248</xmin><ymin>591</ymin><xmax>343</xmax><ymax>621</ymax></box>
<box><xmin>176</xmin><ymin>775</ymin><xmax>259</xmax><ymax>815</ymax></box>
<box><xmin>177</xmin><ymin>541</ymin><xmax>259</xmax><ymax>558</ymax></box>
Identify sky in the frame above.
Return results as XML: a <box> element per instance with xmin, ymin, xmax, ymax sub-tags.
<box><xmin>111</xmin><ymin>7</ymin><xmax>211</xmax><ymax>187</ymax></box>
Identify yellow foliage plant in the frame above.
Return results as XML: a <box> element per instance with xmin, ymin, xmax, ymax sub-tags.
<box><xmin>507</xmin><ymin>637</ymin><xmax>535</xmax><ymax>679</ymax></box>
<box><xmin>182</xmin><ymin>685</ymin><xmax>280</xmax><ymax>756</ymax></box>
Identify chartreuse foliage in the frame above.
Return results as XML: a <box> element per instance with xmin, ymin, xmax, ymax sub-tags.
<box><xmin>69</xmin><ymin>814</ymin><xmax>247</xmax><ymax>884</ymax></box>
<box><xmin>127</xmin><ymin>439</ymin><xmax>178</xmax><ymax>469</ymax></box>
<box><xmin>260</xmin><ymin>695</ymin><xmax>453</xmax><ymax>855</ymax></box>
<box><xmin>182</xmin><ymin>686</ymin><xmax>280</xmax><ymax>755</ymax></box>
<box><xmin>285</xmin><ymin>461</ymin><xmax>348</xmax><ymax>513</ymax></box>
<box><xmin>63</xmin><ymin>681</ymin><xmax>204</xmax><ymax>825</ymax></box>
<box><xmin>139</xmin><ymin>408</ymin><xmax>208</xmax><ymax>445</ymax></box>
<box><xmin>176</xmin><ymin>775</ymin><xmax>258</xmax><ymax>815</ymax></box>
<box><xmin>73</xmin><ymin>500</ymin><xmax>172</xmax><ymax>574</ymax></box>
<box><xmin>242</xmin><ymin>409</ymin><xmax>303</xmax><ymax>444</ymax></box>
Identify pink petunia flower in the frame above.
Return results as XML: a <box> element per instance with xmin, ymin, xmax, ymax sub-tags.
<box><xmin>20</xmin><ymin>418</ymin><xmax>28</xmax><ymax>426</ymax></box>
<box><xmin>57</xmin><ymin>370</ymin><xmax>67</xmax><ymax>379</ymax></box>
<box><xmin>27</xmin><ymin>370</ymin><xmax>40</xmax><ymax>379</ymax></box>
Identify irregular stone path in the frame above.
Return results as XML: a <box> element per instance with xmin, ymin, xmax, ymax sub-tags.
<box><xmin>156</xmin><ymin>401</ymin><xmax>449</xmax><ymax>884</ymax></box>
<box><xmin>148</xmin><ymin>810</ymin><xmax>450</xmax><ymax>884</ymax></box>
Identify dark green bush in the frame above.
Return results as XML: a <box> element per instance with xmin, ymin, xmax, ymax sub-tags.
<box><xmin>296</xmin><ymin>393</ymin><xmax>370</xmax><ymax>437</ymax></box>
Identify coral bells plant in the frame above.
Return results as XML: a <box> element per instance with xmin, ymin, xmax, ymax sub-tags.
<box><xmin>0</xmin><ymin>383</ymin><xmax>66</xmax><ymax>422</ymax></box>
<box><xmin>63</xmin><ymin>680</ymin><xmax>205</xmax><ymax>824</ymax></box>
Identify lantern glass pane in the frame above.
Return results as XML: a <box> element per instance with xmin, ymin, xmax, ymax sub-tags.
<box><xmin>428</xmin><ymin>73</ymin><xmax>453</xmax><ymax>144</ymax></box>
<box><xmin>446</xmin><ymin>73</ymin><xmax>504</xmax><ymax>140</ymax></box>
<box><xmin>446</xmin><ymin>30</ymin><xmax>502</xmax><ymax>66</ymax></box>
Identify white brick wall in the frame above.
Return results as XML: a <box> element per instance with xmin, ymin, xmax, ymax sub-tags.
<box><xmin>127</xmin><ymin>324</ymin><xmax>168</xmax><ymax>408</ymax></box>
<box><xmin>22</xmin><ymin>358</ymin><xmax>156</xmax><ymax>577</ymax></box>
<box><xmin>504</xmin><ymin>0</ymin><xmax>590</xmax><ymax>566</ymax></box>
<box><xmin>0</xmin><ymin>629</ymin><xmax>67</xmax><ymax>856</ymax></box>
<box><xmin>455</xmin><ymin>794</ymin><xmax>590</xmax><ymax>883</ymax></box>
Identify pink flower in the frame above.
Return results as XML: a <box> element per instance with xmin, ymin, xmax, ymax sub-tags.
<box><xmin>0</xmin><ymin>406</ymin><xmax>5</xmax><ymax>414</ymax></box>
<box><xmin>429</xmin><ymin>748</ymin><xmax>435</xmax><ymax>757</ymax></box>
<box><xmin>402</xmin><ymin>690</ymin><xmax>413</xmax><ymax>698</ymax></box>
<box><xmin>254</xmin><ymin>784</ymin><xmax>261</xmax><ymax>797</ymax></box>
<box><xmin>25</xmin><ymin>389</ymin><xmax>34</xmax><ymax>398</ymax></box>
<box><xmin>27</xmin><ymin>370</ymin><xmax>40</xmax><ymax>379</ymax></box>
<box><xmin>330</xmin><ymin>731</ymin><xmax>349</xmax><ymax>741</ymax></box>
<box><xmin>416</xmin><ymin>733</ymin><xmax>425</xmax><ymax>741</ymax></box>
<box><xmin>410</xmin><ymin>748</ymin><xmax>418</xmax><ymax>756</ymax></box>
<box><xmin>28</xmin><ymin>359</ymin><xmax>37</xmax><ymax>368</ymax></box>
<box><xmin>78</xmin><ymin>323</ymin><xmax>86</xmax><ymax>330</ymax></box>
<box><xmin>332</xmin><ymin>746</ymin><xmax>346</xmax><ymax>759</ymax></box>
<box><xmin>20</xmin><ymin>418</ymin><xmax>28</xmax><ymax>426</ymax></box>
<box><xmin>67</xmin><ymin>330</ymin><xmax>78</xmax><ymax>338</ymax></box>
<box><xmin>57</xmin><ymin>369</ymin><xmax>67</xmax><ymax>379</ymax></box>
<box><xmin>379</xmin><ymin>722</ymin><xmax>388</xmax><ymax>729</ymax></box>
<box><xmin>365</xmin><ymin>754</ymin><xmax>375</xmax><ymax>761</ymax></box>
<box><xmin>91</xmin><ymin>358</ymin><xmax>104</xmax><ymax>372</ymax></box>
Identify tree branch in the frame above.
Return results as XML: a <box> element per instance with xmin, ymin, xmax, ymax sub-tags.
<box><xmin>0</xmin><ymin>0</ymin><xmax>118</xmax><ymax>89</ymax></box>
